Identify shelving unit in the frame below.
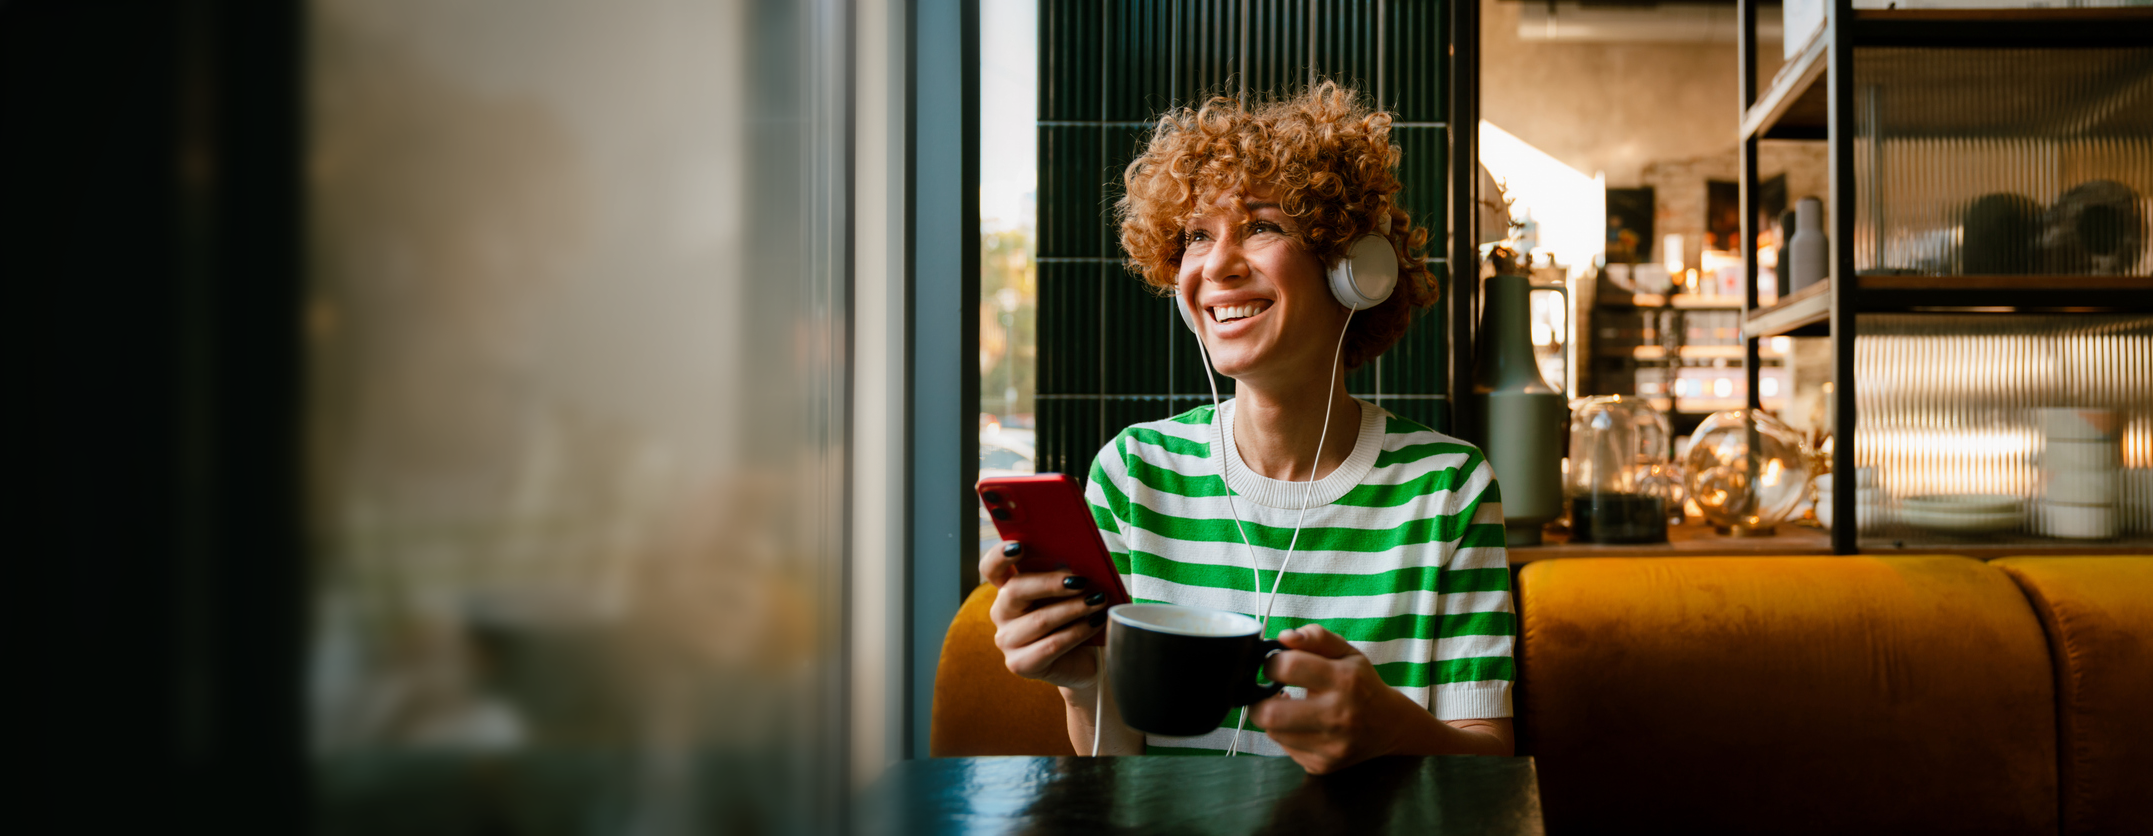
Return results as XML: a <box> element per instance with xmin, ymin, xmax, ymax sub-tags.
<box><xmin>1735</xmin><ymin>0</ymin><xmax>2153</xmax><ymax>554</ymax></box>
<box><xmin>1593</xmin><ymin>289</ymin><xmax>1784</xmax><ymax>426</ymax></box>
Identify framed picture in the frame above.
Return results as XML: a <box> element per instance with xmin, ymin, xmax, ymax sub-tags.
<box><xmin>1758</xmin><ymin>173</ymin><xmax>1788</xmax><ymax>245</ymax></box>
<box><xmin>1606</xmin><ymin>187</ymin><xmax>1655</xmax><ymax>264</ymax></box>
<box><xmin>1707</xmin><ymin>180</ymin><xmax>1741</xmax><ymax>252</ymax></box>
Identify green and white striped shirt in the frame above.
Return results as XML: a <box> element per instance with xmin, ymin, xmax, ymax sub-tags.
<box><xmin>1085</xmin><ymin>398</ymin><xmax>1514</xmax><ymax>757</ymax></box>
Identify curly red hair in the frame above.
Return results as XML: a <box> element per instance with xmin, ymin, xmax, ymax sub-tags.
<box><xmin>1115</xmin><ymin>81</ymin><xmax>1438</xmax><ymax>370</ymax></box>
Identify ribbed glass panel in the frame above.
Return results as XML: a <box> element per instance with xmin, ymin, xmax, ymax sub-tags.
<box><xmin>1854</xmin><ymin>314</ymin><xmax>2153</xmax><ymax>547</ymax></box>
<box><xmin>1852</xmin><ymin>48</ymin><xmax>2153</xmax><ymax>276</ymax></box>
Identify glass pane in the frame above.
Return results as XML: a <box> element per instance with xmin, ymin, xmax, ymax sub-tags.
<box><xmin>1853</xmin><ymin>47</ymin><xmax>2153</xmax><ymax>276</ymax></box>
<box><xmin>306</xmin><ymin>1</ymin><xmax>850</xmax><ymax>831</ymax></box>
<box><xmin>1854</xmin><ymin>313</ymin><xmax>2153</xmax><ymax>547</ymax></box>
<box><xmin>982</xmin><ymin>0</ymin><xmax>1041</xmax><ymax>561</ymax></box>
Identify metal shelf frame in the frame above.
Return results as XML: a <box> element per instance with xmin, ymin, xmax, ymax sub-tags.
<box><xmin>1736</xmin><ymin>0</ymin><xmax>2153</xmax><ymax>554</ymax></box>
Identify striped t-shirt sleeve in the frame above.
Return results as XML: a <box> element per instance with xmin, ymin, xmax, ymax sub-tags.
<box><xmin>1429</xmin><ymin>460</ymin><xmax>1516</xmax><ymax>721</ymax></box>
<box><xmin>1084</xmin><ymin>441</ymin><xmax>1134</xmax><ymax>582</ymax></box>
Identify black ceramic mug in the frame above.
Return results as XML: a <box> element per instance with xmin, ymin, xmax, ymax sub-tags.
<box><xmin>1106</xmin><ymin>603</ymin><xmax>1286</xmax><ymax>737</ymax></box>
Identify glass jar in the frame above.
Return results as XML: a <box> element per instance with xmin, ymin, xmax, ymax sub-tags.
<box><xmin>1684</xmin><ymin>409</ymin><xmax>1814</xmax><ymax>535</ymax></box>
<box><xmin>1566</xmin><ymin>396</ymin><xmax>1673</xmax><ymax>543</ymax></box>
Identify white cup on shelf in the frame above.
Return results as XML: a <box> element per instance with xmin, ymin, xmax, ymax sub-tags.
<box><xmin>2041</xmin><ymin>501</ymin><xmax>2117</xmax><ymax>540</ymax></box>
<box><xmin>2034</xmin><ymin>408</ymin><xmax>2118</xmax><ymax>442</ymax></box>
<box><xmin>2044</xmin><ymin>470</ymin><xmax>2119</xmax><ymax>505</ymax></box>
<box><xmin>2044</xmin><ymin>439</ymin><xmax>2120</xmax><ymax>472</ymax></box>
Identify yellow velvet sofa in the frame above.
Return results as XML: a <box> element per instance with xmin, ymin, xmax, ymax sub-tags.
<box><xmin>930</xmin><ymin>555</ymin><xmax>2152</xmax><ymax>834</ymax></box>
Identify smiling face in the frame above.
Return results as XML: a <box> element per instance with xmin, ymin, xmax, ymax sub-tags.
<box><xmin>1178</xmin><ymin>189</ymin><xmax>1351</xmax><ymax>390</ymax></box>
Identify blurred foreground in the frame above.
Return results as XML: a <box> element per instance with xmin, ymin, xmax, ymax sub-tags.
<box><xmin>303</xmin><ymin>1</ymin><xmax>851</xmax><ymax>833</ymax></box>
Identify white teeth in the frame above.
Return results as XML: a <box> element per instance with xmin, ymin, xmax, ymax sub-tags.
<box><xmin>1209</xmin><ymin>301</ymin><xmax>1271</xmax><ymax>323</ymax></box>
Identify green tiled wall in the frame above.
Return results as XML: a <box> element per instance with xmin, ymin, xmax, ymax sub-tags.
<box><xmin>1036</xmin><ymin>0</ymin><xmax>1453</xmax><ymax>477</ymax></box>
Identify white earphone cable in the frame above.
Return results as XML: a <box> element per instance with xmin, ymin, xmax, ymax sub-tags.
<box><xmin>1093</xmin><ymin>647</ymin><xmax>1106</xmax><ymax>756</ymax></box>
<box><xmin>1209</xmin><ymin>304</ymin><xmax>1357</xmax><ymax>757</ymax></box>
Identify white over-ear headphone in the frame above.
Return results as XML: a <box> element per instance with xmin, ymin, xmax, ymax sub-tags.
<box><xmin>1175</xmin><ymin>221</ymin><xmax>1399</xmax><ymax>331</ymax></box>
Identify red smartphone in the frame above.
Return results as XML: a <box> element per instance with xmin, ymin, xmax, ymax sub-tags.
<box><xmin>977</xmin><ymin>473</ymin><xmax>1132</xmax><ymax>646</ymax></box>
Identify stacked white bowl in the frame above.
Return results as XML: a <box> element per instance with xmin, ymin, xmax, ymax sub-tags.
<box><xmin>1814</xmin><ymin>467</ymin><xmax>1883</xmax><ymax>533</ymax></box>
<box><xmin>2036</xmin><ymin>408</ymin><xmax>2118</xmax><ymax>540</ymax></box>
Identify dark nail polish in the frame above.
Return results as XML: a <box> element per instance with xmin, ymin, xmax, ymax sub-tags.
<box><xmin>1085</xmin><ymin>591</ymin><xmax>1107</xmax><ymax>606</ymax></box>
<box><xmin>1002</xmin><ymin>542</ymin><xmax>1022</xmax><ymax>557</ymax></box>
<box><xmin>1061</xmin><ymin>575</ymin><xmax>1090</xmax><ymax>590</ymax></box>
<box><xmin>1089</xmin><ymin>611</ymin><xmax>1109</xmax><ymax>627</ymax></box>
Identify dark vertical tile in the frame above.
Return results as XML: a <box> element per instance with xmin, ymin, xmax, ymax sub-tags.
<box><xmin>1040</xmin><ymin>0</ymin><xmax>1451</xmax><ymax>472</ymax></box>
<box><xmin>1392</xmin><ymin>125</ymin><xmax>1447</xmax><ymax>241</ymax></box>
<box><xmin>1171</xmin><ymin>306</ymin><xmax>1220</xmax><ymax>398</ymax></box>
<box><xmin>1385</xmin><ymin>0</ymin><xmax>1445</xmax><ymax>121</ymax></box>
<box><xmin>1106</xmin><ymin>0</ymin><xmax>1177</xmax><ymax>121</ymax></box>
<box><xmin>1246</xmin><ymin>0</ymin><xmax>1310</xmax><ymax>100</ymax></box>
<box><xmin>1384</xmin><ymin>397</ymin><xmax>1450</xmax><ymax>434</ymax></box>
<box><xmin>1105</xmin><ymin>397</ymin><xmax>1180</xmax><ymax>442</ymax></box>
<box><xmin>1101</xmin><ymin>265</ymin><xmax>1173</xmax><ymax>395</ymax></box>
<box><xmin>1039</xmin><ymin>398</ymin><xmax>1104</xmax><ymax>478</ymax></box>
<box><xmin>1379</xmin><ymin>259</ymin><xmax>1448</xmax><ymax>397</ymax></box>
<box><xmin>1346</xmin><ymin>356</ymin><xmax>1380</xmax><ymax>395</ymax></box>
<box><xmin>1038</xmin><ymin>261</ymin><xmax>1102</xmax><ymax>396</ymax></box>
<box><xmin>1177</xmin><ymin>0</ymin><xmax>1241</xmax><ymax>107</ymax></box>
<box><xmin>1040</xmin><ymin>125</ymin><xmax>1103</xmax><ymax>258</ymax></box>
<box><xmin>1102</xmin><ymin>398</ymin><xmax>1137</xmax><ymax>446</ymax></box>
<box><xmin>1037</xmin><ymin>399</ymin><xmax>1061</xmax><ymax>474</ymax></box>
<box><xmin>1169</xmin><ymin>395</ymin><xmax>1215</xmax><ymax>421</ymax></box>
<box><xmin>1041</xmin><ymin>0</ymin><xmax>1103</xmax><ymax>120</ymax></box>
<box><xmin>1102</xmin><ymin>124</ymin><xmax>1151</xmax><ymax>259</ymax></box>
<box><xmin>1311</xmin><ymin>0</ymin><xmax>1378</xmax><ymax>97</ymax></box>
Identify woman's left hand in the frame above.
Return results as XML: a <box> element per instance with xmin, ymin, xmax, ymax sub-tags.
<box><xmin>1248</xmin><ymin>624</ymin><xmax>1420</xmax><ymax>774</ymax></box>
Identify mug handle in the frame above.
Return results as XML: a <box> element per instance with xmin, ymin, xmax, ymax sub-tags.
<box><xmin>1231</xmin><ymin>639</ymin><xmax>1288</xmax><ymax>706</ymax></box>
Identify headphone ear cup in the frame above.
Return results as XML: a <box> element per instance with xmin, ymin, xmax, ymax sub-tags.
<box><xmin>1177</xmin><ymin>292</ymin><xmax>1198</xmax><ymax>333</ymax></box>
<box><xmin>1328</xmin><ymin>234</ymin><xmax>1400</xmax><ymax>310</ymax></box>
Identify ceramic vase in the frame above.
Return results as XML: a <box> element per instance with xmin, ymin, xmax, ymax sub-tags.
<box><xmin>1474</xmin><ymin>273</ymin><xmax>1567</xmax><ymax>546</ymax></box>
<box><xmin>1787</xmin><ymin>197</ymin><xmax>1827</xmax><ymax>293</ymax></box>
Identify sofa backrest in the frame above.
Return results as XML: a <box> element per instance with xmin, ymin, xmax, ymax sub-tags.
<box><xmin>1993</xmin><ymin>556</ymin><xmax>2153</xmax><ymax>836</ymax></box>
<box><xmin>930</xmin><ymin>582</ymin><xmax>1078</xmax><ymax>757</ymax></box>
<box><xmin>1516</xmin><ymin>556</ymin><xmax>2058</xmax><ymax>834</ymax></box>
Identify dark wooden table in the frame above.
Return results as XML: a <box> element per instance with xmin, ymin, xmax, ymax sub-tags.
<box><xmin>860</xmin><ymin>755</ymin><xmax>1543</xmax><ymax>835</ymax></box>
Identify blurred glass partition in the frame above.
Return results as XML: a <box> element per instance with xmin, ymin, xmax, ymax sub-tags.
<box><xmin>306</xmin><ymin>1</ymin><xmax>851</xmax><ymax>832</ymax></box>
<box><xmin>1854</xmin><ymin>314</ymin><xmax>2153</xmax><ymax>549</ymax></box>
<box><xmin>1852</xmin><ymin>47</ymin><xmax>2153</xmax><ymax>277</ymax></box>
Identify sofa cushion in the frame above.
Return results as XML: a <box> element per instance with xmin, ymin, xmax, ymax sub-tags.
<box><xmin>1516</xmin><ymin>556</ymin><xmax>2057</xmax><ymax>834</ymax></box>
<box><xmin>929</xmin><ymin>582</ymin><xmax>1077</xmax><ymax>757</ymax></box>
<box><xmin>1993</xmin><ymin>556</ymin><xmax>2153</xmax><ymax>836</ymax></box>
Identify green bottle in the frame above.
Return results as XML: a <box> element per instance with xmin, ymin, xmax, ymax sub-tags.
<box><xmin>1474</xmin><ymin>272</ymin><xmax>1567</xmax><ymax>546</ymax></box>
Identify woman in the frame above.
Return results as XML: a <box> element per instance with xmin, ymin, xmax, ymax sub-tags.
<box><xmin>982</xmin><ymin>83</ymin><xmax>1514</xmax><ymax>773</ymax></box>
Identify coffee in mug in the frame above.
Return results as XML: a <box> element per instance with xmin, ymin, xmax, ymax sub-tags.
<box><xmin>1107</xmin><ymin>604</ymin><xmax>1286</xmax><ymax>737</ymax></box>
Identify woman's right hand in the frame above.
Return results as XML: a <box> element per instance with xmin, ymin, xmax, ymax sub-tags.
<box><xmin>980</xmin><ymin>540</ymin><xmax>1113</xmax><ymax>690</ymax></box>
